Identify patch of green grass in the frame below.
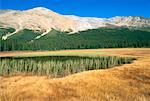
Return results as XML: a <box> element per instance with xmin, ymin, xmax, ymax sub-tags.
<box><xmin>0</xmin><ymin>56</ymin><xmax>134</xmax><ymax>77</ymax></box>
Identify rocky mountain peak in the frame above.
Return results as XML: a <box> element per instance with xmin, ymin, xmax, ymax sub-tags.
<box><xmin>0</xmin><ymin>7</ymin><xmax>150</xmax><ymax>40</ymax></box>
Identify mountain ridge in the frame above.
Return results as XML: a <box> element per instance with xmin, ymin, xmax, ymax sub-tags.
<box><xmin>0</xmin><ymin>7</ymin><xmax>150</xmax><ymax>40</ymax></box>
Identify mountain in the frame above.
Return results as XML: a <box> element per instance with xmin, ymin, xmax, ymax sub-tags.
<box><xmin>0</xmin><ymin>7</ymin><xmax>150</xmax><ymax>40</ymax></box>
<box><xmin>0</xmin><ymin>7</ymin><xmax>150</xmax><ymax>51</ymax></box>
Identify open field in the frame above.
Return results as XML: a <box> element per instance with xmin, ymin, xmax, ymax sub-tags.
<box><xmin>0</xmin><ymin>48</ymin><xmax>149</xmax><ymax>57</ymax></box>
<box><xmin>0</xmin><ymin>48</ymin><xmax>150</xmax><ymax>101</ymax></box>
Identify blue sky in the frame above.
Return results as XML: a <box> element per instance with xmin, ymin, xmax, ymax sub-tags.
<box><xmin>0</xmin><ymin>0</ymin><xmax>150</xmax><ymax>18</ymax></box>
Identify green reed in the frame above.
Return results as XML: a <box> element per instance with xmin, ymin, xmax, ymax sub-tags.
<box><xmin>0</xmin><ymin>56</ymin><xmax>134</xmax><ymax>77</ymax></box>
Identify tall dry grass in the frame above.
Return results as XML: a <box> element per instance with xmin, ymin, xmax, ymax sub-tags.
<box><xmin>0</xmin><ymin>48</ymin><xmax>150</xmax><ymax>101</ymax></box>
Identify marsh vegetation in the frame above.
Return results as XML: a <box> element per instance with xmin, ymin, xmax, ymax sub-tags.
<box><xmin>0</xmin><ymin>56</ymin><xmax>134</xmax><ymax>77</ymax></box>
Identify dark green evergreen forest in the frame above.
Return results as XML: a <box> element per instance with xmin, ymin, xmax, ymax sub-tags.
<box><xmin>0</xmin><ymin>27</ymin><xmax>150</xmax><ymax>51</ymax></box>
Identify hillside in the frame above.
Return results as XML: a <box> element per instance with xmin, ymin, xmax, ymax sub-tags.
<box><xmin>0</xmin><ymin>28</ymin><xmax>150</xmax><ymax>51</ymax></box>
<box><xmin>0</xmin><ymin>7</ymin><xmax>150</xmax><ymax>51</ymax></box>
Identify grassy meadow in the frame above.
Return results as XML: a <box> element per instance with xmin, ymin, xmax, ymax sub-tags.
<box><xmin>0</xmin><ymin>48</ymin><xmax>150</xmax><ymax>101</ymax></box>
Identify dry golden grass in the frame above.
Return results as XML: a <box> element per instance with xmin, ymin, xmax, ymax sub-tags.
<box><xmin>0</xmin><ymin>48</ymin><xmax>150</xmax><ymax>101</ymax></box>
<box><xmin>0</xmin><ymin>48</ymin><xmax>149</xmax><ymax>57</ymax></box>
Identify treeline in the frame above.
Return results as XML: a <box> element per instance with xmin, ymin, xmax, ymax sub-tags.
<box><xmin>0</xmin><ymin>28</ymin><xmax>150</xmax><ymax>51</ymax></box>
<box><xmin>0</xmin><ymin>27</ymin><xmax>15</xmax><ymax>37</ymax></box>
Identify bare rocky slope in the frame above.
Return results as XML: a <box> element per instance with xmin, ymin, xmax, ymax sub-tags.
<box><xmin>0</xmin><ymin>7</ymin><xmax>150</xmax><ymax>40</ymax></box>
